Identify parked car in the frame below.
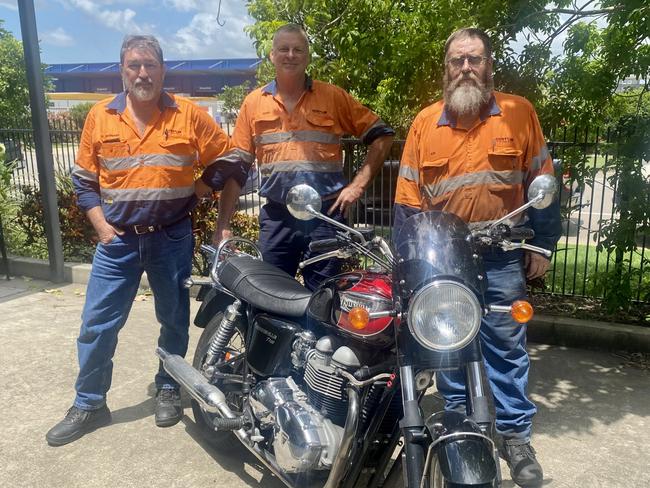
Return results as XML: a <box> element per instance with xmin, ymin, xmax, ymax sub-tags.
<box><xmin>552</xmin><ymin>158</ymin><xmax>582</xmax><ymax>208</ymax></box>
<box><xmin>354</xmin><ymin>159</ymin><xmax>400</xmax><ymax>227</ymax></box>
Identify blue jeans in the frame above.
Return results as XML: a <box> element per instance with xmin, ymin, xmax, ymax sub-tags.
<box><xmin>436</xmin><ymin>252</ymin><xmax>536</xmax><ymax>441</ymax></box>
<box><xmin>259</xmin><ymin>200</ymin><xmax>346</xmax><ymax>291</ymax></box>
<box><xmin>73</xmin><ymin>218</ymin><xmax>193</xmax><ymax>410</ymax></box>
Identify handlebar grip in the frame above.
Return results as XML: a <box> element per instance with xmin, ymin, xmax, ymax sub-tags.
<box><xmin>509</xmin><ymin>228</ymin><xmax>535</xmax><ymax>240</ymax></box>
<box><xmin>309</xmin><ymin>238</ymin><xmax>341</xmax><ymax>254</ymax></box>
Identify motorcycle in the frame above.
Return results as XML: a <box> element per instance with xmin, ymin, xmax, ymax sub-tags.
<box><xmin>156</xmin><ymin>174</ymin><xmax>558</xmax><ymax>488</ymax></box>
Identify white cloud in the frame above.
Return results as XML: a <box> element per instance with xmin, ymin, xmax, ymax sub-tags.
<box><xmin>163</xmin><ymin>1</ymin><xmax>256</xmax><ymax>58</ymax></box>
<box><xmin>60</xmin><ymin>0</ymin><xmax>156</xmax><ymax>35</ymax></box>
<box><xmin>0</xmin><ymin>0</ymin><xmax>17</xmax><ymax>11</ymax></box>
<box><xmin>162</xmin><ymin>0</ymin><xmax>199</xmax><ymax>12</ymax></box>
<box><xmin>42</xmin><ymin>27</ymin><xmax>74</xmax><ymax>46</ymax></box>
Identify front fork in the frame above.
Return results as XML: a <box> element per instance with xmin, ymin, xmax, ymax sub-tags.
<box><xmin>399</xmin><ymin>362</ymin><xmax>502</xmax><ymax>487</ymax></box>
<box><xmin>466</xmin><ymin>360</ymin><xmax>502</xmax><ymax>484</ymax></box>
<box><xmin>399</xmin><ymin>365</ymin><xmax>428</xmax><ymax>488</ymax></box>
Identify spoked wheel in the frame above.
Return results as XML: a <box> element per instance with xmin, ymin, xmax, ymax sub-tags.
<box><xmin>190</xmin><ymin>312</ymin><xmax>246</xmax><ymax>446</ymax></box>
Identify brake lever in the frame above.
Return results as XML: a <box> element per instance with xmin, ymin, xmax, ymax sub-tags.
<box><xmin>500</xmin><ymin>240</ymin><xmax>552</xmax><ymax>257</ymax></box>
<box><xmin>298</xmin><ymin>249</ymin><xmax>351</xmax><ymax>269</ymax></box>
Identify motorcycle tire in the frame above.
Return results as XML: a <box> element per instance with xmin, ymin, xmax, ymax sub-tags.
<box><xmin>190</xmin><ymin>312</ymin><xmax>247</xmax><ymax>447</ymax></box>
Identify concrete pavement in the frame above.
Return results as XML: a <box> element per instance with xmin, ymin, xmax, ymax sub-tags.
<box><xmin>1</xmin><ymin>276</ymin><xmax>649</xmax><ymax>488</ymax></box>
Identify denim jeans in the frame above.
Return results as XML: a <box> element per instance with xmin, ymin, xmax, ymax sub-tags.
<box><xmin>73</xmin><ymin>218</ymin><xmax>193</xmax><ymax>410</ymax></box>
<box><xmin>436</xmin><ymin>252</ymin><xmax>537</xmax><ymax>441</ymax></box>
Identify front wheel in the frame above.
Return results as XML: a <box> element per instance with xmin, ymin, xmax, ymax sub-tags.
<box><xmin>190</xmin><ymin>312</ymin><xmax>246</xmax><ymax>447</ymax></box>
<box><xmin>382</xmin><ymin>455</ymin><xmax>495</xmax><ymax>488</ymax></box>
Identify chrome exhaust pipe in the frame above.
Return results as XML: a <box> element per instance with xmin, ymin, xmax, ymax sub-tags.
<box><xmin>156</xmin><ymin>347</ymin><xmax>236</xmax><ymax>418</ymax></box>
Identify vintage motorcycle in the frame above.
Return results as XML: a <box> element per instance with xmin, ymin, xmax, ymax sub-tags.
<box><xmin>156</xmin><ymin>174</ymin><xmax>557</xmax><ymax>488</ymax></box>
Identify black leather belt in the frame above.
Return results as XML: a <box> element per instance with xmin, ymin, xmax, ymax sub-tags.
<box><xmin>132</xmin><ymin>224</ymin><xmax>164</xmax><ymax>235</ymax></box>
<box><xmin>128</xmin><ymin>216</ymin><xmax>189</xmax><ymax>235</ymax></box>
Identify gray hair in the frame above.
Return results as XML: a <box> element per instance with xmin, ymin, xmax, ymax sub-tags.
<box><xmin>444</xmin><ymin>28</ymin><xmax>493</xmax><ymax>61</ymax></box>
<box><xmin>272</xmin><ymin>23</ymin><xmax>309</xmax><ymax>47</ymax></box>
<box><xmin>120</xmin><ymin>35</ymin><xmax>164</xmax><ymax>65</ymax></box>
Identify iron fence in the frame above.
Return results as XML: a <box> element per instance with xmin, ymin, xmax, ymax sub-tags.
<box><xmin>1</xmin><ymin>120</ymin><xmax>648</xmax><ymax>302</ymax></box>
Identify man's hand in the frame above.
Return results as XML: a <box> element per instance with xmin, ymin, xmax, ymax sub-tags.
<box><xmin>525</xmin><ymin>251</ymin><xmax>551</xmax><ymax>280</ymax></box>
<box><xmin>212</xmin><ymin>226</ymin><xmax>233</xmax><ymax>247</ymax></box>
<box><xmin>328</xmin><ymin>184</ymin><xmax>364</xmax><ymax>216</ymax></box>
<box><xmin>195</xmin><ymin>178</ymin><xmax>213</xmax><ymax>199</ymax></box>
<box><xmin>97</xmin><ymin>222</ymin><xmax>124</xmax><ymax>245</ymax></box>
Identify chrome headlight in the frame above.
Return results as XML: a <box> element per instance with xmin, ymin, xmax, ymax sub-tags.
<box><xmin>407</xmin><ymin>280</ymin><xmax>482</xmax><ymax>351</ymax></box>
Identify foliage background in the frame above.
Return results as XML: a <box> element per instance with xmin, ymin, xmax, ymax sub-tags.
<box><xmin>244</xmin><ymin>0</ymin><xmax>649</xmax><ymax>135</ymax></box>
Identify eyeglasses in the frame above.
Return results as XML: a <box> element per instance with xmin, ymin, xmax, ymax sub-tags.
<box><xmin>447</xmin><ymin>55</ymin><xmax>489</xmax><ymax>69</ymax></box>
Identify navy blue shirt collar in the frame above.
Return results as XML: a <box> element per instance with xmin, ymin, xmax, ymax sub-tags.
<box><xmin>437</xmin><ymin>94</ymin><xmax>501</xmax><ymax>128</ymax></box>
<box><xmin>106</xmin><ymin>90</ymin><xmax>178</xmax><ymax>114</ymax></box>
<box><xmin>262</xmin><ymin>75</ymin><xmax>314</xmax><ymax>96</ymax></box>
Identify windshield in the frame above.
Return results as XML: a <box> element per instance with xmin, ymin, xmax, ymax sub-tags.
<box><xmin>394</xmin><ymin>211</ymin><xmax>484</xmax><ymax>296</ymax></box>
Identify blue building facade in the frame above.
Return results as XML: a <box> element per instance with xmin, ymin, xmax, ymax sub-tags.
<box><xmin>45</xmin><ymin>58</ymin><xmax>261</xmax><ymax>96</ymax></box>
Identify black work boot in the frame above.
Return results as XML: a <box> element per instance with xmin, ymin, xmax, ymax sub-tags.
<box><xmin>155</xmin><ymin>388</ymin><xmax>182</xmax><ymax>427</ymax></box>
<box><xmin>46</xmin><ymin>405</ymin><xmax>111</xmax><ymax>446</ymax></box>
<box><xmin>501</xmin><ymin>439</ymin><xmax>544</xmax><ymax>487</ymax></box>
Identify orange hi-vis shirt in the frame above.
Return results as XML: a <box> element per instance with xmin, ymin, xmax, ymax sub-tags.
<box><xmin>226</xmin><ymin>77</ymin><xmax>393</xmax><ymax>203</ymax></box>
<box><xmin>395</xmin><ymin>92</ymin><xmax>554</xmax><ymax>229</ymax></box>
<box><xmin>72</xmin><ymin>91</ymin><xmax>233</xmax><ymax>227</ymax></box>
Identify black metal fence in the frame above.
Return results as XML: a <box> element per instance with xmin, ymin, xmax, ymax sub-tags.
<box><xmin>1</xmin><ymin>119</ymin><xmax>648</xmax><ymax>302</ymax></box>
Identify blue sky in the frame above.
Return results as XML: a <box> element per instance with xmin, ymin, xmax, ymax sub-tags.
<box><xmin>0</xmin><ymin>0</ymin><xmax>258</xmax><ymax>64</ymax></box>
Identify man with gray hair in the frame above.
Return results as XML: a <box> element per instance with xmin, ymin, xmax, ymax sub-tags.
<box><xmin>214</xmin><ymin>23</ymin><xmax>395</xmax><ymax>290</ymax></box>
<box><xmin>46</xmin><ymin>35</ymin><xmax>246</xmax><ymax>446</ymax></box>
<box><xmin>394</xmin><ymin>28</ymin><xmax>561</xmax><ymax>487</ymax></box>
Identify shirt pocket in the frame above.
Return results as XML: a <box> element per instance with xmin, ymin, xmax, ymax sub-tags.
<box><xmin>420</xmin><ymin>157</ymin><xmax>449</xmax><ymax>188</ymax></box>
<box><xmin>253</xmin><ymin>113</ymin><xmax>282</xmax><ymax>136</ymax></box>
<box><xmin>159</xmin><ymin>136</ymin><xmax>195</xmax><ymax>159</ymax></box>
<box><xmin>305</xmin><ymin>112</ymin><xmax>336</xmax><ymax>130</ymax></box>
<box><xmin>305</xmin><ymin>112</ymin><xmax>338</xmax><ymax>160</ymax></box>
<box><xmin>487</xmin><ymin>148</ymin><xmax>523</xmax><ymax>171</ymax></box>
<box><xmin>97</xmin><ymin>140</ymin><xmax>129</xmax><ymax>160</ymax></box>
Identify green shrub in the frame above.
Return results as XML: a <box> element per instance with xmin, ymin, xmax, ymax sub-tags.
<box><xmin>12</xmin><ymin>175</ymin><xmax>96</xmax><ymax>261</ymax></box>
<box><xmin>191</xmin><ymin>196</ymin><xmax>259</xmax><ymax>275</ymax></box>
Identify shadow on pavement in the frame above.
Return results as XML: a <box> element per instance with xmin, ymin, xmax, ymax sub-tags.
<box><xmin>529</xmin><ymin>343</ymin><xmax>650</xmax><ymax>438</ymax></box>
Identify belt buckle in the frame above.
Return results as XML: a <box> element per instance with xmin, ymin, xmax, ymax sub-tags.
<box><xmin>134</xmin><ymin>225</ymin><xmax>155</xmax><ymax>235</ymax></box>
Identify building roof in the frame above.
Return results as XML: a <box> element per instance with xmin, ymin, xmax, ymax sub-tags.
<box><xmin>45</xmin><ymin>58</ymin><xmax>262</xmax><ymax>76</ymax></box>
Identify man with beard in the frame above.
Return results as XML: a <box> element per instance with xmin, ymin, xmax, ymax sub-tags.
<box><xmin>394</xmin><ymin>28</ymin><xmax>560</xmax><ymax>487</ymax></box>
<box><xmin>46</xmin><ymin>35</ymin><xmax>246</xmax><ymax>446</ymax></box>
<box><xmin>214</xmin><ymin>23</ymin><xmax>394</xmax><ymax>290</ymax></box>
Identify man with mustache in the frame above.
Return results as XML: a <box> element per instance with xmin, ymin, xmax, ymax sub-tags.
<box><xmin>46</xmin><ymin>35</ymin><xmax>246</xmax><ymax>446</ymax></box>
<box><xmin>214</xmin><ymin>23</ymin><xmax>394</xmax><ymax>290</ymax></box>
<box><xmin>394</xmin><ymin>28</ymin><xmax>561</xmax><ymax>487</ymax></box>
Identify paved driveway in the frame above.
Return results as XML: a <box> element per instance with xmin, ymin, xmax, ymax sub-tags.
<box><xmin>1</xmin><ymin>277</ymin><xmax>649</xmax><ymax>487</ymax></box>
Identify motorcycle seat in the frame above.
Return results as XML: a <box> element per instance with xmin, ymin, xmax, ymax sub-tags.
<box><xmin>217</xmin><ymin>256</ymin><xmax>312</xmax><ymax>317</ymax></box>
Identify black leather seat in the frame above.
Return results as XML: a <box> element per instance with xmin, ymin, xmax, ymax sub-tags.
<box><xmin>217</xmin><ymin>256</ymin><xmax>312</xmax><ymax>317</ymax></box>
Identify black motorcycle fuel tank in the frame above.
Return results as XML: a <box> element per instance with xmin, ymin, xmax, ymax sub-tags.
<box><xmin>246</xmin><ymin>314</ymin><xmax>300</xmax><ymax>377</ymax></box>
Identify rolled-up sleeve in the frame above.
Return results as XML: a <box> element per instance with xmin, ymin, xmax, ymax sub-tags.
<box><xmin>72</xmin><ymin>108</ymin><xmax>101</xmax><ymax>212</ymax></box>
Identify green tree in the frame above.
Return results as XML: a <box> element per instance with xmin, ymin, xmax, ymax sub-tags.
<box><xmin>68</xmin><ymin>101</ymin><xmax>96</xmax><ymax>130</ymax></box>
<box><xmin>0</xmin><ymin>20</ymin><xmax>31</xmax><ymax>128</ymax></box>
<box><xmin>245</xmin><ymin>1</ymin><xmax>649</xmax><ymax>133</ymax></box>
<box><xmin>218</xmin><ymin>81</ymin><xmax>252</xmax><ymax>123</ymax></box>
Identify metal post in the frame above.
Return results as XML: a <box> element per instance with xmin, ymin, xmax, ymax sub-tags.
<box><xmin>18</xmin><ymin>0</ymin><xmax>65</xmax><ymax>282</ymax></box>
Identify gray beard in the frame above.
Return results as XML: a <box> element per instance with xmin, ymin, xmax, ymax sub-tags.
<box><xmin>446</xmin><ymin>84</ymin><xmax>488</xmax><ymax>117</ymax></box>
<box><xmin>129</xmin><ymin>84</ymin><xmax>157</xmax><ymax>103</ymax></box>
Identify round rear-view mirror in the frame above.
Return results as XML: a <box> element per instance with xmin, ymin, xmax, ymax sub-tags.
<box><xmin>527</xmin><ymin>174</ymin><xmax>558</xmax><ymax>209</ymax></box>
<box><xmin>286</xmin><ymin>184</ymin><xmax>322</xmax><ymax>220</ymax></box>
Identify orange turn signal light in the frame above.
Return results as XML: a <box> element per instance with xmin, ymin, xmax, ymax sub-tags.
<box><xmin>511</xmin><ymin>300</ymin><xmax>534</xmax><ymax>324</ymax></box>
<box><xmin>349</xmin><ymin>307</ymin><xmax>370</xmax><ymax>329</ymax></box>
<box><xmin>224</xmin><ymin>351</ymin><xmax>232</xmax><ymax>361</ymax></box>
